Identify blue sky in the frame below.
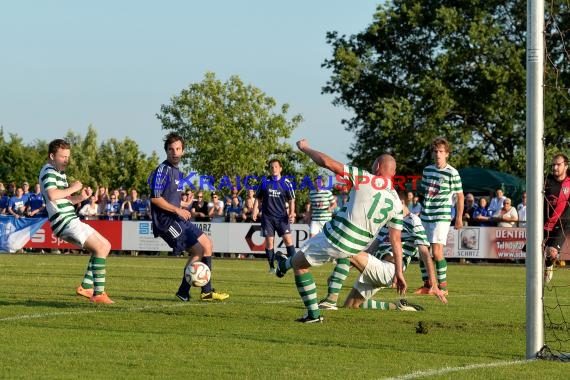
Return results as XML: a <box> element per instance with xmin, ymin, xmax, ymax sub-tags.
<box><xmin>0</xmin><ymin>1</ymin><xmax>380</xmax><ymax>162</ymax></box>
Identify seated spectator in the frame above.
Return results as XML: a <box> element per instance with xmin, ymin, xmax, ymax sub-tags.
<box><xmin>493</xmin><ymin>198</ymin><xmax>518</xmax><ymax>227</ymax></box>
<box><xmin>225</xmin><ymin>196</ymin><xmax>243</xmax><ymax>222</ymax></box>
<box><xmin>25</xmin><ymin>183</ymin><xmax>47</xmax><ymax>217</ymax></box>
<box><xmin>208</xmin><ymin>193</ymin><xmax>225</xmax><ymax>223</ymax></box>
<box><xmin>7</xmin><ymin>187</ymin><xmax>26</xmax><ymax>218</ymax></box>
<box><xmin>79</xmin><ymin>195</ymin><xmax>100</xmax><ymax>220</ymax></box>
<box><xmin>410</xmin><ymin>194</ymin><xmax>423</xmax><ymax>216</ymax></box>
<box><xmin>472</xmin><ymin>197</ymin><xmax>494</xmax><ymax>226</ymax></box>
<box><xmin>191</xmin><ymin>191</ymin><xmax>210</xmax><ymax>222</ymax></box>
<box><xmin>517</xmin><ymin>191</ymin><xmax>527</xmax><ymax>227</ymax></box>
<box><xmin>120</xmin><ymin>195</ymin><xmax>134</xmax><ymax>220</ymax></box>
<box><xmin>462</xmin><ymin>193</ymin><xmax>477</xmax><ymax>225</ymax></box>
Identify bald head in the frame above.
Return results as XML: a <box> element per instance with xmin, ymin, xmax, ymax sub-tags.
<box><xmin>372</xmin><ymin>154</ymin><xmax>396</xmax><ymax>177</ymax></box>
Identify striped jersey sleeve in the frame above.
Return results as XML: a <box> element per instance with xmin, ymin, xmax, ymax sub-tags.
<box><xmin>420</xmin><ymin>164</ymin><xmax>463</xmax><ymax>223</ymax></box>
<box><xmin>39</xmin><ymin>163</ymin><xmax>78</xmax><ymax>236</ymax></box>
<box><xmin>309</xmin><ymin>189</ymin><xmax>334</xmax><ymax>221</ymax></box>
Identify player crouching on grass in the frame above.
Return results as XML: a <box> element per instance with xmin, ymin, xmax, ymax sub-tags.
<box><xmin>319</xmin><ymin>193</ymin><xmax>447</xmax><ymax>311</ymax></box>
<box><xmin>149</xmin><ymin>133</ymin><xmax>228</xmax><ymax>302</ymax></box>
<box><xmin>40</xmin><ymin>139</ymin><xmax>114</xmax><ymax>304</ymax></box>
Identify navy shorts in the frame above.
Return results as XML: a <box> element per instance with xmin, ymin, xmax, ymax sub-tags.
<box><xmin>261</xmin><ymin>215</ymin><xmax>291</xmax><ymax>238</ymax></box>
<box><xmin>160</xmin><ymin>219</ymin><xmax>204</xmax><ymax>253</ymax></box>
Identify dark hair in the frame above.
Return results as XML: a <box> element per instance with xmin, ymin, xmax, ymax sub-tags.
<box><xmin>48</xmin><ymin>139</ymin><xmax>70</xmax><ymax>157</ymax></box>
<box><xmin>431</xmin><ymin>137</ymin><xmax>450</xmax><ymax>153</ymax></box>
<box><xmin>268</xmin><ymin>158</ymin><xmax>282</xmax><ymax>169</ymax></box>
<box><xmin>163</xmin><ymin>133</ymin><xmax>184</xmax><ymax>152</ymax></box>
<box><xmin>553</xmin><ymin>153</ymin><xmax>569</xmax><ymax>164</ymax></box>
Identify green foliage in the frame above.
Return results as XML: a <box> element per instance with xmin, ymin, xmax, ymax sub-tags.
<box><xmin>1</xmin><ymin>254</ymin><xmax>570</xmax><ymax>378</ymax></box>
<box><xmin>156</xmin><ymin>72</ymin><xmax>317</xmax><ymax>202</ymax></box>
<box><xmin>0</xmin><ymin>125</ymin><xmax>159</xmax><ymax>193</ymax></box>
<box><xmin>322</xmin><ymin>0</ymin><xmax>570</xmax><ymax>177</ymax></box>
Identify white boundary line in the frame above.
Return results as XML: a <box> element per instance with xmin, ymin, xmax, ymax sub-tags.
<box><xmin>383</xmin><ymin>359</ymin><xmax>532</xmax><ymax>380</ymax></box>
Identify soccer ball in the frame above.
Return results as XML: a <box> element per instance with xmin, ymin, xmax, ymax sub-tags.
<box><xmin>185</xmin><ymin>261</ymin><xmax>211</xmax><ymax>287</ymax></box>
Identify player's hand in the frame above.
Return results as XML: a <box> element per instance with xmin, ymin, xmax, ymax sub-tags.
<box><xmin>176</xmin><ymin>207</ymin><xmax>191</xmax><ymax>221</ymax></box>
<box><xmin>430</xmin><ymin>286</ymin><xmax>448</xmax><ymax>304</ymax></box>
<box><xmin>455</xmin><ymin>218</ymin><xmax>463</xmax><ymax>230</ymax></box>
<box><xmin>296</xmin><ymin>139</ymin><xmax>309</xmax><ymax>152</ymax></box>
<box><xmin>82</xmin><ymin>186</ymin><xmax>93</xmax><ymax>199</ymax></box>
<box><xmin>393</xmin><ymin>272</ymin><xmax>407</xmax><ymax>296</ymax></box>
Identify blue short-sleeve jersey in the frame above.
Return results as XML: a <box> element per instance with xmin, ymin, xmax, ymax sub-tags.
<box><xmin>150</xmin><ymin>160</ymin><xmax>184</xmax><ymax>236</ymax></box>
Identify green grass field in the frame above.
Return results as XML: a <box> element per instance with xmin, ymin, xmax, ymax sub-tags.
<box><xmin>1</xmin><ymin>253</ymin><xmax>569</xmax><ymax>379</ymax></box>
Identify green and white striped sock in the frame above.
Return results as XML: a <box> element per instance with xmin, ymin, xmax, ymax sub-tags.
<box><xmin>81</xmin><ymin>256</ymin><xmax>94</xmax><ymax>289</ymax></box>
<box><xmin>295</xmin><ymin>272</ymin><xmax>320</xmax><ymax>318</ymax></box>
<box><xmin>360</xmin><ymin>299</ymin><xmax>391</xmax><ymax>310</ymax></box>
<box><xmin>92</xmin><ymin>257</ymin><xmax>107</xmax><ymax>295</ymax></box>
<box><xmin>435</xmin><ymin>259</ymin><xmax>447</xmax><ymax>290</ymax></box>
<box><xmin>327</xmin><ymin>258</ymin><xmax>350</xmax><ymax>302</ymax></box>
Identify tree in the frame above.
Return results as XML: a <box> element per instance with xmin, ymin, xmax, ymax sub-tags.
<box><xmin>156</xmin><ymin>72</ymin><xmax>317</xmax><ymax>198</ymax></box>
<box><xmin>322</xmin><ymin>0</ymin><xmax>570</xmax><ymax>178</ymax></box>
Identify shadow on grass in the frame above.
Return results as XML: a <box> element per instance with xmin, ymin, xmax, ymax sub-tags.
<box><xmin>0</xmin><ymin>299</ymin><xmax>82</xmax><ymax>309</ymax></box>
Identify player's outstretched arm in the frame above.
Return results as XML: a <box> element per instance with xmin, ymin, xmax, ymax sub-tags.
<box><xmin>296</xmin><ymin>139</ymin><xmax>344</xmax><ymax>175</ymax></box>
<box><xmin>388</xmin><ymin>227</ymin><xmax>407</xmax><ymax>295</ymax></box>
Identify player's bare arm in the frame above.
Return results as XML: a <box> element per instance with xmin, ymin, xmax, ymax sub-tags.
<box><xmin>455</xmin><ymin>192</ymin><xmax>464</xmax><ymax>230</ymax></box>
<box><xmin>389</xmin><ymin>227</ymin><xmax>407</xmax><ymax>295</ymax></box>
<box><xmin>288</xmin><ymin>199</ymin><xmax>296</xmax><ymax>223</ymax></box>
<box><xmin>150</xmin><ymin>197</ymin><xmax>191</xmax><ymax>221</ymax></box>
<box><xmin>46</xmin><ymin>181</ymin><xmax>91</xmax><ymax>205</ymax></box>
<box><xmin>296</xmin><ymin>139</ymin><xmax>344</xmax><ymax>175</ymax></box>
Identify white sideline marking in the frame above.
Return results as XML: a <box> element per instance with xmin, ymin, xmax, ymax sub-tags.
<box><xmin>0</xmin><ymin>299</ymin><xmax>297</xmax><ymax>322</ymax></box>
<box><xmin>384</xmin><ymin>359</ymin><xmax>531</xmax><ymax>380</ymax></box>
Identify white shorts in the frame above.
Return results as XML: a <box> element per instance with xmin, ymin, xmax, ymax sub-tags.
<box><xmin>353</xmin><ymin>255</ymin><xmax>395</xmax><ymax>300</ymax></box>
<box><xmin>58</xmin><ymin>218</ymin><xmax>96</xmax><ymax>248</ymax></box>
<box><xmin>300</xmin><ymin>232</ymin><xmax>351</xmax><ymax>267</ymax></box>
<box><xmin>309</xmin><ymin>220</ymin><xmax>327</xmax><ymax>236</ymax></box>
<box><xmin>422</xmin><ymin>221</ymin><xmax>450</xmax><ymax>245</ymax></box>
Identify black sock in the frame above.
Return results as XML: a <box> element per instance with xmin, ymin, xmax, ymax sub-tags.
<box><xmin>285</xmin><ymin>245</ymin><xmax>296</xmax><ymax>258</ymax></box>
<box><xmin>178</xmin><ymin>269</ymin><xmax>191</xmax><ymax>295</ymax></box>
<box><xmin>201</xmin><ymin>256</ymin><xmax>213</xmax><ymax>294</ymax></box>
<box><xmin>266</xmin><ymin>248</ymin><xmax>275</xmax><ymax>268</ymax></box>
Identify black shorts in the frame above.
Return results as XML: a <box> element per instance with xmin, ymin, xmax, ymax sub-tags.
<box><xmin>544</xmin><ymin>227</ymin><xmax>566</xmax><ymax>252</ymax></box>
<box><xmin>159</xmin><ymin>220</ymin><xmax>204</xmax><ymax>253</ymax></box>
<box><xmin>261</xmin><ymin>215</ymin><xmax>291</xmax><ymax>238</ymax></box>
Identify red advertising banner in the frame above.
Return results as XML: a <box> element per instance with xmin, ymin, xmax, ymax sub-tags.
<box><xmin>24</xmin><ymin>220</ymin><xmax>123</xmax><ymax>250</ymax></box>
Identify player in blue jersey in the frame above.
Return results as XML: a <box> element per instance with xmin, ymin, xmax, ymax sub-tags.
<box><xmin>252</xmin><ymin>159</ymin><xmax>297</xmax><ymax>273</ymax></box>
<box><xmin>149</xmin><ymin>133</ymin><xmax>228</xmax><ymax>302</ymax></box>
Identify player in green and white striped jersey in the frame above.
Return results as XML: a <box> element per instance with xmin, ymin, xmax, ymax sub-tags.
<box><xmin>319</xmin><ymin>196</ymin><xmax>447</xmax><ymax>311</ymax></box>
<box><xmin>39</xmin><ymin>139</ymin><xmax>114</xmax><ymax>304</ymax></box>
<box><xmin>417</xmin><ymin>137</ymin><xmax>464</xmax><ymax>295</ymax></box>
<box><xmin>275</xmin><ymin>139</ymin><xmax>405</xmax><ymax>323</ymax></box>
<box><xmin>308</xmin><ymin>177</ymin><xmax>336</xmax><ymax>237</ymax></box>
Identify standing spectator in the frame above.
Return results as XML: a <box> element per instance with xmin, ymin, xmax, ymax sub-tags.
<box><xmin>21</xmin><ymin>181</ymin><xmax>31</xmax><ymax>204</ymax></box>
<box><xmin>493</xmin><ymin>198</ymin><xmax>518</xmax><ymax>227</ymax></box>
<box><xmin>149</xmin><ymin>132</ymin><xmax>228</xmax><ymax>302</ymax></box>
<box><xmin>517</xmin><ymin>191</ymin><xmax>527</xmax><ymax>227</ymax></box>
<box><xmin>40</xmin><ymin>139</ymin><xmax>114</xmax><ymax>304</ymax></box>
<box><xmin>241</xmin><ymin>189</ymin><xmax>256</xmax><ymax>222</ymax></box>
<box><xmin>224</xmin><ymin>186</ymin><xmax>243</xmax><ymax>209</ymax></box>
<box><xmin>25</xmin><ymin>183</ymin><xmax>47</xmax><ymax>217</ymax></box>
<box><xmin>225</xmin><ymin>195</ymin><xmax>243</xmax><ymax>222</ymax></box>
<box><xmin>104</xmin><ymin>194</ymin><xmax>121</xmax><ymax>220</ymax></box>
<box><xmin>130</xmin><ymin>189</ymin><xmax>143</xmax><ymax>219</ymax></box>
<box><xmin>299</xmin><ymin>202</ymin><xmax>312</xmax><ymax>225</ymax></box>
<box><xmin>462</xmin><ymin>193</ymin><xmax>477</xmax><ymax>225</ymax></box>
<box><xmin>79</xmin><ymin>194</ymin><xmax>100</xmax><ymax>220</ymax></box>
<box><xmin>0</xmin><ymin>183</ymin><xmax>9</xmax><ymax>214</ymax></box>
<box><xmin>418</xmin><ymin>137</ymin><xmax>464</xmax><ymax>296</ymax></box>
<box><xmin>208</xmin><ymin>193</ymin><xmax>225</xmax><ymax>222</ymax></box>
<box><xmin>543</xmin><ymin>154</ymin><xmax>570</xmax><ymax>283</ymax></box>
<box><xmin>191</xmin><ymin>191</ymin><xmax>210</xmax><ymax>222</ymax></box>
<box><xmin>96</xmin><ymin>186</ymin><xmax>109</xmax><ymax>215</ymax></box>
<box><xmin>7</xmin><ymin>187</ymin><xmax>26</xmax><ymax>218</ymax></box>
<box><xmin>182</xmin><ymin>190</ymin><xmax>194</xmax><ymax>211</ymax></box>
<box><xmin>308</xmin><ymin>177</ymin><xmax>336</xmax><ymax>237</ymax></box>
<box><xmin>120</xmin><ymin>195</ymin><xmax>134</xmax><ymax>220</ymax></box>
<box><xmin>405</xmin><ymin>191</ymin><xmax>414</xmax><ymax>209</ymax></box>
<box><xmin>252</xmin><ymin>158</ymin><xmax>296</xmax><ymax>273</ymax></box>
<box><xmin>488</xmin><ymin>188</ymin><xmax>506</xmax><ymax>215</ymax></box>
<box><xmin>472</xmin><ymin>197</ymin><xmax>494</xmax><ymax>226</ymax></box>
<box><xmin>137</xmin><ymin>194</ymin><xmax>151</xmax><ymax>220</ymax></box>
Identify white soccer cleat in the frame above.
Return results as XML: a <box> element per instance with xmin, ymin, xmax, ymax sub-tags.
<box><xmin>396</xmin><ymin>299</ymin><xmax>424</xmax><ymax>312</ymax></box>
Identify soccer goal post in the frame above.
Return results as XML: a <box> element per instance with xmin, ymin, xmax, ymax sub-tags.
<box><xmin>526</xmin><ymin>0</ymin><xmax>545</xmax><ymax>360</ymax></box>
